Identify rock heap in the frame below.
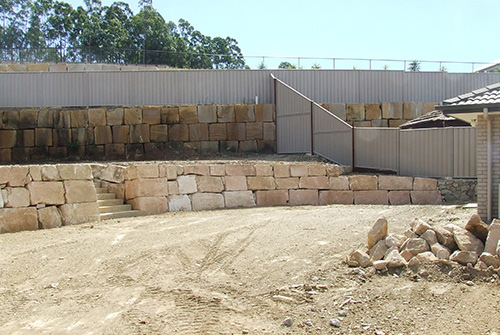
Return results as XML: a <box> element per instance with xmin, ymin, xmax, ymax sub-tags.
<box><xmin>348</xmin><ymin>214</ymin><xmax>500</xmax><ymax>271</ymax></box>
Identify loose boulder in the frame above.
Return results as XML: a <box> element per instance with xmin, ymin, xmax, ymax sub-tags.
<box><xmin>367</xmin><ymin>217</ymin><xmax>388</xmax><ymax>250</ymax></box>
<box><xmin>465</xmin><ymin>214</ymin><xmax>489</xmax><ymax>243</ymax></box>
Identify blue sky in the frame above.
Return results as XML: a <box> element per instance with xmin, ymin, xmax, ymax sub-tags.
<box><xmin>66</xmin><ymin>0</ymin><xmax>499</xmax><ymax>72</ymax></box>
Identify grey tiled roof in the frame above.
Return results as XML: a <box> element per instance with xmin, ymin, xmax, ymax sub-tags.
<box><xmin>442</xmin><ymin>83</ymin><xmax>500</xmax><ymax>106</ymax></box>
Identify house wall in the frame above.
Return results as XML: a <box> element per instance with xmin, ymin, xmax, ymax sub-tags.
<box><xmin>476</xmin><ymin>115</ymin><xmax>500</xmax><ymax>220</ymax></box>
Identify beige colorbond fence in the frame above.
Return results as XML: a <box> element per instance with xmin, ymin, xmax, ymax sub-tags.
<box><xmin>274</xmin><ymin>76</ymin><xmax>477</xmax><ymax>178</ymax></box>
<box><xmin>2</xmin><ymin>70</ymin><xmax>500</xmax><ymax>107</ymax></box>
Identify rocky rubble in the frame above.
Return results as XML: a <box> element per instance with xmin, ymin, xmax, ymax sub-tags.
<box><xmin>348</xmin><ymin>214</ymin><xmax>500</xmax><ymax>271</ymax></box>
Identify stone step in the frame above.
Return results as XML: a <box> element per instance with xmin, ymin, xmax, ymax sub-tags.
<box><xmin>95</xmin><ymin>187</ymin><xmax>108</xmax><ymax>194</ymax></box>
<box><xmin>99</xmin><ymin>204</ymin><xmax>133</xmax><ymax>213</ymax></box>
<box><xmin>100</xmin><ymin>210</ymin><xmax>141</xmax><ymax>220</ymax></box>
<box><xmin>94</xmin><ymin>182</ymin><xmax>102</xmax><ymax>188</ymax></box>
<box><xmin>97</xmin><ymin>199</ymin><xmax>123</xmax><ymax>206</ymax></box>
<box><xmin>97</xmin><ymin>193</ymin><xmax>116</xmax><ymax>200</ymax></box>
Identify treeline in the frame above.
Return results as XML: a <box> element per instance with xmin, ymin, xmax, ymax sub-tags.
<box><xmin>0</xmin><ymin>0</ymin><xmax>246</xmax><ymax>69</ymax></box>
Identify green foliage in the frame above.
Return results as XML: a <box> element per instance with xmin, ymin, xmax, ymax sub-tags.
<box><xmin>257</xmin><ymin>61</ymin><xmax>266</xmax><ymax>69</ymax></box>
<box><xmin>383</xmin><ymin>64</ymin><xmax>389</xmax><ymax>70</ymax></box>
<box><xmin>0</xmin><ymin>0</ymin><xmax>246</xmax><ymax>69</ymax></box>
<box><xmin>278</xmin><ymin>61</ymin><xmax>296</xmax><ymax>69</ymax></box>
<box><xmin>408</xmin><ymin>60</ymin><xmax>421</xmax><ymax>72</ymax></box>
<box><xmin>311</xmin><ymin>63</ymin><xmax>321</xmax><ymax>69</ymax></box>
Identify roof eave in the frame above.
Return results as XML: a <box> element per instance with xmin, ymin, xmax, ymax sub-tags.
<box><xmin>436</xmin><ymin>103</ymin><xmax>500</xmax><ymax>114</ymax></box>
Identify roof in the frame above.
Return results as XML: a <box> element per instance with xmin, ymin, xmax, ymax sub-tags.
<box><xmin>474</xmin><ymin>59</ymin><xmax>500</xmax><ymax>72</ymax></box>
<box><xmin>399</xmin><ymin>110</ymin><xmax>469</xmax><ymax>129</ymax></box>
<box><xmin>436</xmin><ymin>82</ymin><xmax>500</xmax><ymax>113</ymax></box>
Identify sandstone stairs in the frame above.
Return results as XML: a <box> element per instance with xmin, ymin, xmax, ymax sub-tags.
<box><xmin>94</xmin><ymin>180</ymin><xmax>140</xmax><ymax>220</ymax></box>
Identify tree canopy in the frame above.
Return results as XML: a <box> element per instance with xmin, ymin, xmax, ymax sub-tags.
<box><xmin>0</xmin><ymin>0</ymin><xmax>246</xmax><ymax>69</ymax></box>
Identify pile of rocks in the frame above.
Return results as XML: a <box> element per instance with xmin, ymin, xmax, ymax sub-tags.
<box><xmin>347</xmin><ymin>214</ymin><xmax>500</xmax><ymax>271</ymax></box>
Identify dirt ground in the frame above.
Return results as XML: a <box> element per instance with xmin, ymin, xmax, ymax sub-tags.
<box><xmin>1</xmin><ymin>204</ymin><xmax>499</xmax><ymax>335</ymax></box>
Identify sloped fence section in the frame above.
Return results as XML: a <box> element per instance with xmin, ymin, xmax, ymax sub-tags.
<box><xmin>273</xmin><ymin>75</ymin><xmax>476</xmax><ymax>178</ymax></box>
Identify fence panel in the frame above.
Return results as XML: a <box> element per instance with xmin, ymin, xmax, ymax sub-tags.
<box><xmin>275</xmin><ymin>78</ymin><xmax>311</xmax><ymax>154</ymax></box>
<box><xmin>453</xmin><ymin>127</ymin><xmax>476</xmax><ymax>178</ymax></box>
<box><xmin>312</xmin><ymin>103</ymin><xmax>353</xmax><ymax>165</ymax></box>
<box><xmin>399</xmin><ymin>128</ymin><xmax>455</xmax><ymax>177</ymax></box>
<box><xmin>354</xmin><ymin>127</ymin><xmax>400</xmax><ymax>171</ymax></box>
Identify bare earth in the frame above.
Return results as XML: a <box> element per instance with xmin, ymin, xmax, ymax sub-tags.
<box><xmin>1</xmin><ymin>204</ymin><xmax>499</xmax><ymax>335</ymax></box>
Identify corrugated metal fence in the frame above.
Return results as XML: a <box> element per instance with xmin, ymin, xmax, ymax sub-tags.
<box><xmin>1</xmin><ymin>69</ymin><xmax>500</xmax><ymax>107</ymax></box>
<box><xmin>274</xmin><ymin>76</ymin><xmax>477</xmax><ymax>178</ymax></box>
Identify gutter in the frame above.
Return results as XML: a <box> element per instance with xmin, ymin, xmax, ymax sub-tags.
<box><xmin>484</xmin><ymin>107</ymin><xmax>492</xmax><ymax>222</ymax></box>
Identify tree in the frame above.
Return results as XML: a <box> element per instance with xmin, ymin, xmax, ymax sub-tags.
<box><xmin>311</xmin><ymin>63</ymin><xmax>321</xmax><ymax>69</ymax></box>
<box><xmin>408</xmin><ymin>60</ymin><xmax>421</xmax><ymax>72</ymax></box>
<box><xmin>278</xmin><ymin>61</ymin><xmax>296</xmax><ymax>69</ymax></box>
<box><xmin>257</xmin><ymin>61</ymin><xmax>266</xmax><ymax>69</ymax></box>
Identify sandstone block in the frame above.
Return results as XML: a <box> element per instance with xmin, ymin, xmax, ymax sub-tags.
<box><xmin>354</xmin><ymin>191</ymin><xmax>388</xmax><ymax>205</ymax></box>
<box><xmin>28</xmin><ymin>182</ymin><xmax>65</xmax><ymax>205</ymax></box>
<box><xmin>135</xmin><ymin>165</ymin><xmax>159</xmax><ymax>178</ymax></box>
<box><xmin>411</xmin><ymin>191</ymin><xmax>442</xmax><ymax>204</ymax></box>
<box><xmin>420</xmin><ymin>229</ymin><xmax>438</xmax><ymax>245</ymax></box>
<box><xmin>125</xmin><ymin>178</ymin><xmax>168</xmax><ymax>199</ymax></box>
<box><xmin>37</xmin><ymin>109</ymin><xmax>53</xmax><ymax>127</ymax></box>
<box><xmin>415</xmin><ymin>251</ymin><xmax>438</xmax><ymax>264</ymax></box>
<box><xmin>0</xmin><ymin>149</ymin><xmax>10</xmax><ymax>162</ymax></box>
<box><xmin>41</xmin><ymin>166</ymin><xmax>60</xmax><ymax>181</ymax></box>
<box><xmin>369</xmin><ymin>240</ymin><xmax>388</xmax><ymax>261</ymax></box>
<box><xmin>94</xmin><ymin>126</ymin><xmax>112</xmax><ymax>145</ymax></box>
<box><xmin>200</xmin><ymin>141</ymin><xmax>219</xmax><ymax>153</ymax></box>
<box><xmin>389</xmin><ymin>191</ymin><xmax>411</xmax><ymax>205</ymax></box>
<box><xmin>484</xmin><ymin>219</ymin><xmax>500</xmax><ymax>255</ymax></box>
<box><xmin>64</xmin><ymin>180</ymin><xmax>97</xmax><ymax>203</ymax></box>
<box><xmin>365</xmin><ymin>104</ymin><xmax>381</xmax><ymax>120</ymax></box>
<box><xmin>169</xmin><ymin>124</ymin><xmax>189</xmax><ymax>142</ymax></box>
<box><xmin>129</xmin><ymin>196</ymin><xmax>168</xmax><ymax>215</ymax></box>
<box><xmin>308</xmin><ymin>164</ymin><xmax>326</xmax><ymax>176</ymax></box>
<box><xmin>59</xmin><ymin>202</ymin><xmax>100</xmax><ymax>225</ymax></box>
<box><xmin>329</xmin><ymin>176</ymin><xmax>349</xmax><ymax>190</ymax></box>
<box><xmin>381</xmin><ymin>102</ymin><xmax>403</xmax><ymax>119</ymax></box>
<box><xmin>167</xmin><ymin>181</ymin><xmax>179</xmax><ymax>195</ymax></box>
<box><xmin>191</xmin><ymin>193</ymin><xmax>225</xmax><ymax>211</ymax></box>
<box><xmin>385</xmin><ymin>234</ymin><xmax>406</xmax><ymax>249</ymax></box>
<box><xmin>106</xmin><ymin>108</ymin><xmax>124</xmax><ymax>126</ymax></box>
<box><xmin>289</xmin><ymin>189</ymin><xmax>318</xmax><ymax>206</ymax></box>
<box><xmin>198</xmin><ymin>105</ymin><xmax>217</xmax><ymax>123</ymax></box>
<box><xmin>385</xmin><ymin>249</ymin><xmax>408</xmax><ymax>268</ymax></box>
<box><xmin>179</xmin><ymin>105</ymin><xmax>198</xmax><ymax>124</ymax></box>
<box><xmin>276</xmin><ymin>177</ymin><xmax>299</xmax><ymax>190</ymax></box>
<box><xmin>349</xmin><ymin>175</ymin><xmax>378</xmax><ymax>190</ymax></box>
<box><xmin>319</xmin><ymin>191</ymin><xmax>353</xmax><ymax>205</ymax></box>
<box><xmin>150</xmin><ymin>124</ymin><xmax>168</xmax><ymax>142</ymax></box>
<box><xmin>346</xmin><ymin>104</ymin><xmax>364</xmax><ymax>121</ymax></box>
<box><xmin>209</xmin><ymin>165</ymin><xmax>225</xmax><ymax>176</ymax></box>
<box><xmin>399</xmin><ymin>249</ymin><xmax>413</xmax><ymax>262</ymax></box>
<box><xmin>34</xmin><ymin>128</ymin><xmax>52</xmax><ymax>147</ymax></box>
<box><xmin>247</xmin><ymin>177</ymin><xmax>275</xmax><ymax>190</ymax></box>
<box><xmin>2</xmin><ymin>110</ymin><xmax>19</xmax><ymax>129</ymax></box>
<box><xmin>142</xmin><ymin>106</ymin><xmax>161</xmax><ymax>125</ymax></box>
<box><xmin>413</xmin><ymin>177</ymin><xmax>438</xmax><ymax>191</ymax></box>
<box><xmin>300</xmin><ymin>176</ymin><xmax>329</xmax><ymax>189</ymax></box>
<box><xmin>224</xmin><ymin>191</ymin><xmax>256</xmax><ymax>208</ymax></box>
<box><xmin>0</xmin><ymin>166</ymin><xmax>30</xmax><ymax>186</ymax></box>
<box><xmin>124</xmin><ymin>107</ymin><xmax>142</xmax><ymax>125</ymax></box>
<box><xmin>274</xmin><ymin>164</ymin><xmax>290</xmax><ymax>178</ymax></box>
<box><xmin>404</xmin><ymin>102</ymin><xmax>423</xmax><ymax>119</ymax></box>
<box><xmin>168</xmin><ymin>195</ymin><xmax>192</xmax><ymax>211</ymax></box>
<box><xmin>100</xmin><ymin>165</ymin><xmax>127</xmax><ymax>183</ymax></box>
<box><xmin>161</xmin><ymin>107</ymin><xmax>179</xmax><ymax>124</ymax></box>
<box><xmin>255</xmin><ymin>104</ymin><xmax>274</xmax><ymax>122</ymax></box>
<box><xmin>255</xmin><ymin>164</ymin><xmax>273</xmax><ymax>176</ymax></box>
<box><xmin>209</xmin><ymin>124</ymin><xmax>227</xmax><ymax>141</ymax></box>
<box><xmin>465</xmin><ymin>214</ymin><xmax>489</xmax><ymax>243</ymax></box>
<box><xmin>263</xmin><ymin>123</ymin><xmax>276</xmax><ymax>141</ymax></box>
<box><xmin>184</xmin><ymin>165</ymin><xmax>209</xmax><ymax>176</ymax></box>
<box><xmin>0</xmin><ymin>130</ymin><xmax>16</xmax><ymax>148</ymax></box>
<box><xmin>88</xmin><ymin>108</ymin><xmax>107</xmax><ymax>126</ymax></box>
<box><xmin>53</xmin><ymin>110</ymin><xmax>71</xmax><ymax>128</ymax></box>
<box><xmin>0</xmin><ymin>207</ymin><xmax>38</xmax><ymax>233</ymax></box>
<box><xmin>129</xmin><ymin>124</ymin><xmax>150</xmax><ymax>143</ymax></box>
<box><xmin>479</xmin><ymin>252</ymin><xmax>500</xmax><ymax>269</ymax></box>
<box><xmin>226</xmin><ymin>164</ymin><xmax>256</xmax><ymax>176</ymax></box>
<box><xmin>373</xmin><ymin>260</ymin><xmax>389</xmax><ymax>271</ymax></box>
<box><xmin>431</xmin><ymin>243</ymin><xmax>451</xmax><ymax>260</ymax></box>
<box><xmin>450</xmin><ymin>250</ymin><xmax>478</xmax><ymax>266</ymax></box>
<box><xmin>57</xmin><ymin>164</ymin><xmax>92</xmax><ymax>180</ymax></box>
<box><xmin>410</xmin><ymin>218</ymin><xmax>431</xmax><ymax>235</ymax></box>
<box><xmin>178</xmin><ymin>175</ymin><xmax>197</xmax><ymax>194</ymax></box>
<box><xmin>37</xmin><ymin>206</ymin><xmax>62</xmax><ymax>229</ymax></box>
<box><xmin>246</xmin><ymin>122</ymin><xmax>263</xmax><ymax>140</ymax></box>
<box><xmin>348</xmin><ymin>249</ymin><xmax>372</xmax><ymax>267</ymax></box>
<box><xmin>196</xmin><ymin>176</ymin><xmax>224</xmax><ymax>193</ymax></box>
<box><xmin>235</xmin><ymin>105</ymin><xmax>255</xmax><ymax>122</ymax></box>
<box><xmin>160</xmin><ymin>165</ymin><xmax>179</xmax><ymax>180</ymax></box>
<box><xmin>226</xmin><ymin>123</ymin><xmax>246</xmax><ymax>141</ymax></box>
<box><xmin>225</xmin><ymin>176</ymin><xmax>248</xmax><ymax>191</ymax></box>
<box><xmin>217</xmin><ymin>105</ymin><xmax>235</xmax><ymax>123</ymax></box>
<box><xmin>19</xmin><ymin>109</ymin><xmax>38</xmax><ymax>129</ymax></box>
<box><xmin>290</xmin><ymin>165</ymin><xmax>308</xmax><ymax>177</ymax></box>
<box><xmin>70</xmin><ymin>109</ymin><xmax>88</xmax><ymax>128</ymax></box>
<box><xmin>4</xmin><ymin>187</ymin><xmax>30</xmax><ymax>207</ymax></box>
<box><xmin>367</xmin><ymin>217</ymin><xmax>388</xmax><ymax>250</ymax></box>
<box><xmin>453</xmin><ymin>226</ymin><xmax>484</xmax><ymax>254</ymax></box>
<box><xmin>434</xmin><ymin>225</ymin><xmax>458</xmax><ymax>250</ymax></box>
<box><xmin>189</xmin><ymin>124</ymin><xmax>209</xmax><ymax>141</ymax></box>
<box><xmin>255</xmin><ymin>190</ymin><xmax>288</xmax><ymax>207</ymax></box>
<box><xmin>379</xmin><ymin>176</ymin><xmax>413</xmax><ymax>190</ymax></box>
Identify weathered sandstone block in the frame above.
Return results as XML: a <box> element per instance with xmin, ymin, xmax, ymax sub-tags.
<box><xmin>484</xmin><ymin>219</ymin><xmax>500</xmax><ymax>255</ymax></box>
<box><xmin>300</xmin><ymin>176</ymin><xmax>329</xmax><ymax>189</ymax></box>
<box><xmin>255</xmin><ymin>164</ymin><xmax>273</xmax><ymax>176</ymax></box>
<box><xmin>191</xmin><ymin>193</ymin><xmax>225</xmax><ymax>211</ymax></box>
<box><xmin>246</xmin><ymin>122</ymin><xmax>263</xmax><ymax>140</ymax></box>
<box><xmin>196</xmin><ymin>176</ymin><xmax>224</xmax><ymax>193</ymax></box>
<box><xmin>450</xmin><ymin>250</ymin><xmax>478</xmax><ymax>266</ymax></box>
<box><xmin>382</xmin><ymin>102</ymin><xmax>403</xmax><ymax>120</ymax></box>
<box><xmin>365</xmin><ymin>104</ymin><xmax>381</xmax><ymax>120</ymax></box>
<box><xmin>367</xmin><ymin>217</ymin><xmax>388</xmax><ymax>250</ymax></box>
<box><xmin>369</xmin><ymin>240</ymin><xmax>388</xmax><ymax>261</ymax></box>
<box><xmin>225</xmin><ymin>176</ymin><xmax>247</xmax><ymax>191</ymax></box>
<box><xmin>226</xmin><ymin>164</ymin><xmax>256</xmax><ymax>176</ymax></box>
<box><xmin>413</xmin><ymin>177</ymin><xmax>438</xmax><ymax>191</ymax></box>
<box><xmin>224</xmin><ymin>191</ymin><xmax>256</xmax><ymax>208</ymax></box>
<box><xmin>0</xmin><ymin>166</ymin><xmax>30</xmax><ymax>186</ymax></box>
<box><xmin>38</xmin><ymin>206</ymin><xmax>62</xmax><ymax>229</ymax></box>
<box><xmin>263</xmin><ymin>123</ymin><xmax>275</xmax><ymax>141</ymax></box>
<box><xmin>179</xmin><ymin>105</ymin><xmax>198</xmax><ymax>124</ymax></box>
<box><xmin>129</xmin><ymin>196</ymin><xmax>168</xmax><ymax>215</ymax></box>
<box><xmin>329</xmin><ymin>176</ymin><xmax>349</xmax><ymax>190</ymax></box>
<box><xmin>57</xmin><ymin>164</ymin><xmax>92</xmax><ymax>180</ymax></box>
<box><xmin>379</xmin><ymin>176</ymin><xmax>413</xmax><ymax>190</ymax></box>
<box><xmin>106</xmin><ymin>108</ymin><xmax>124</xmax><ymax>126</ymax></box>
<box><xmin>28</xmin><ymin>182</ymin><xmax>65</xmax><ymax>205</ymax></box>
<box><xmin>247</xmin><ymin>177</ymin><xmax>275</xmax><ymax>190</ymax></box>
<box><xmin>308</xmin><ymin>164</ymin><xmax>326</xmax><ymax>176</ymax></box>
<box><xmin>289</xmin><ymin>189</ymin><xmax>318</xmax><ymax>206</ymax></box>
<box><xmin>100</xmin><ymin>165</ymin><xmax>127</xmax><ymax>183</ymax></box>
<box><xmin>235</xmin><ymin>105</ymin><xmax>255</xmax><ymax>122</ymax></box>
<box><xmin>255</xmin><ymin>104</ymin><xmax>274</xmax><ymax>122</ymax></box>
<box><xmin>0</xmin><ymin>207</ymin><xmax>38</xmax><ymax>233</ymax></box>
<box><xmin>319</xmin><ymin>191</ymin><xmax>353</xmax><ymax>205</ymax></box>
<box><xmin>184</xmin><ymin>165</ymin><xmax>210</xmax><ymax>176</ymax></box>
<box><xmin>129</xmin><ymin>124</ymin><xmax>150</xmax><ymax>143</ymax></box>
<box><xmin>135</xmin><ymin>165</ymin><xmax>159</xmax><ymax>178</ymax></box>
<box><xmin>226</xmin><ymin>123</ymin><xmax>246</xmax><ymax>141</ymax></box>
<box><xmin>209</xmin><ymin>165</ymin><xmax>226</xmax><ymax>176</ymax></box>
<box><xmin>354</xmin><ymin>191</ymin><xmax>388</xmax><ymax>205</ymax></box>
<box><xmin>410</xmin><ymin>218</ymin><xmax>431</xmax><ymax>235</ymax></box>
<box><xmin>124</xmin><ymin>107</ymin><xmax>142</xmax><ymax>125</ymax></box>
<box><xmin>64</xmin><ymin>180</ymin><xmax>97</xmax><ymax>203</ymax></box>
<box><xmin>198</xmin><ymin>105</ymin><xmax>217</xmax><ymax>123</ymax></box>
<box><xmin>88</xmin><ymin>108</ymin><xmax>106</xmax><ymax>126</ymax></box>
<box><xmin>4</xmin><ymin>187</ymin><xmax>30</xmax><ymax>207</ymax></box>
<box><xmin>255</xmin><ymin>190</ymin><xmax>288</xmax><ymax>207</ymax></box>
<box><xmin>274</xmin><ymin>164</ymin><xmax>290</xmax><ymax>178</ymax></box>
<box><xmin>142</xmin><ymin>106</ymin><xmax>161</xmax><ymax>125</ymax></box>
<box><xmin>217</xmin><ymin>105</ymin><xmax>235</xmax><ymax>123</ymax></box>
<box><xmin>94</xmin><ymin>126</ymin><xmax>112</xmax><ymax>145</ymax></box>
<box><xmin>349</xmin><ymin>175</ymin><xmax>378</xmax><ymax>191</ymax></box>
<box><xmin>125</xmin><ymin>178</ymin><xmax>168</xmax><ymax>199</ymax></box>
<box><xmin>159</xmin><ymin>165</ymin><xmax>179</xmax><ymax>180</ymax></box>
<box><xmin>168</xmin><ymin>124</ymin><xmax>189</xmax><ymax>142</ymax></box>
<box><xmin>346</xmin><ymin>104</ymin><xmax>364</xmax><ymax>121</ymax></box>
<box><xmin>388</xmin><ymin>191</ymin><xmax>411</xmax><ymax>205</ymax></box>
<box><xmin>410</xmin><ymin>191</ymin><xmax>441</xmax><ymax>204</ymax></box>
<box><xmin>275</xmin><ymin>177</ymin><xmax>299</xmax><ymax>190</ymax></box>
<box><xmin>59</xmin><ymin>202</ymin><xmax>100</xmax><ymax>225</ymax></box>
<box><xmin>177</xmin><ymin>175</ymin><xmax>197</xmax><ymax>194</ymax></box>
<box><xmin>0</xmin><ymin>130</ymin><xmax>16</xmax><ymax>148</ymax></box>
<box><xmin>209</xmin><ymin>124</ymin><xmax>226</xmax><ymax>141</ymax></box>
<box><xmin>150</xmin><ymin>125</ymin><xmax>168</xmax><ymax>142</ymax></box>
<box><xmin>465</xmin><ymin>214</ymin><xmax>489</xmax><ymax>243</ymax></box>
<box><xmin>290</xmin><ymin>165</ymin><xmax>308</xmax><ymax>177</ymax></box>
<box><xmin>453</xmin><ymin>226</ymin><xmax>484</xmax><ymax>254</ymax></box>
<box><xmin>168</xmin><ymin>195</ymin><xmax>192</xmax><ymax>211</ymax></box>
<box><xmin>348</xmin><ymin>249</ymin><xmax>372</xmax><ymax>267</ymax></box>
<box><xmin>189</xmin><ymin>124</ymin><xmax>209</xmax><ymax>141</ymax></box>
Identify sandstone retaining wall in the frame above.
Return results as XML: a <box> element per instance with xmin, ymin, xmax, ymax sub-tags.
<box><xmin>0</xmin><ymin>163</ymin><xmax>99</xmax><ymax>233</ymax></box>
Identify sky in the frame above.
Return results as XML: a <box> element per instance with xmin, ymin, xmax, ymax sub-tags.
<box><xmin>65</xmin><ymin>0</ymin><xmax>499</xmax><ymax>72</ymax></box>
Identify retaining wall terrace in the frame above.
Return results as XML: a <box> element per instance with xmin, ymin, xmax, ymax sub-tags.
<box><xmin>0</xmin><ymin>161</ymin><xmax>476</xmax><ymax>234</ymax></box>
